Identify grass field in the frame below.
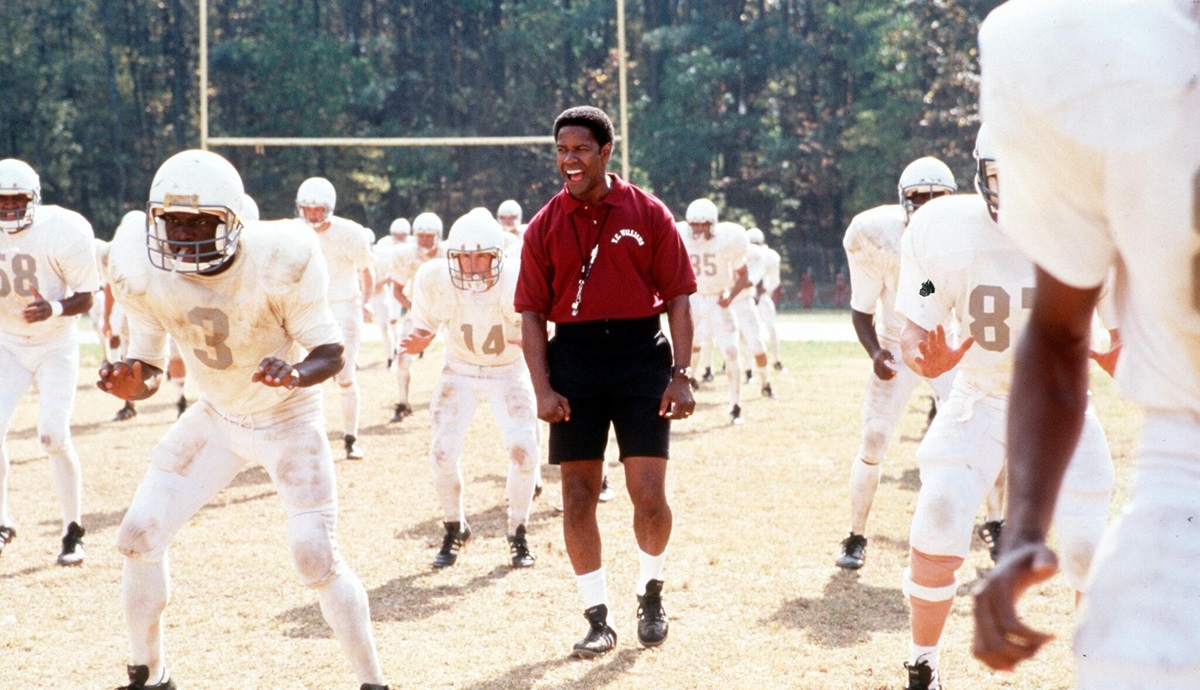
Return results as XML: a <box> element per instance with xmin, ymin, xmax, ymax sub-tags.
<box><xmin>0</xmin><ymin>315</ymin><xmax>1140</xmax><ymax>689</ymax></box>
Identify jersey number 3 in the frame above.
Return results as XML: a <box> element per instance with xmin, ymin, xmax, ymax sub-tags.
<box><xmin>188</xmin><ymin>307</ymin><xmax>234</xmax><ymax>369</ymax></box>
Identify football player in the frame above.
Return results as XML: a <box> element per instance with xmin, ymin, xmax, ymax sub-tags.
<box><xmin>895</xmin><ymin>126</ymin><xmax>1115</xmax><ymax>690</ymax></box>
<box><xmin>972</xmin><ymin>1</ymin><xmax>1199</xmax><ymax>687</ymax></box>
<box><xmin>835</xmin><ymin>156</ymin><xmax>958</xmax><ymax>571</ymax></box>
<box><xmin>384</xmin><ymin>211</ymin><xmax>444</xmax><ymax>422</ymax></box>
<box><xmin>371</xmin><ymin>218</ymin><xmax>410</xmax><ymax>369</ymax></box>
<box><xmin>295</xmin><ymin>177</ymin><xmax>375</xmax><ymax>460</ymax></box>
<box><xmin>746</xmin><ymin>227</ymin><xmax>784</xmax><ymax>371</ymax></box>
<box><xmin>98</xmin><ymin>150</ymin><xmax>389</xmax><ymax>690</ymax></box>
<box><xmin>680</xmin><ymin>198</ymin><xmax>754</xmax><ymax>424</ymax></box>
<box><xmin>400</xmin><ymin>208</ymin><xmax>539</xmax><ymax>569</ymax></box>
<box><xmin>0</xmin><ymin>158</ymin><xmax>98</xmax><ymax>566</ymax></box>
<box><xmin>726</xmin><ymin>223</ymin><xmax>774</xmax><ymax>397</ymax></box>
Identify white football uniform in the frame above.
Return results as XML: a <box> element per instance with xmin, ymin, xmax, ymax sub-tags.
<box><xmin>750</xmin><ymin>243</ymin><xmax>783</xmax><ymax>364</ymax></box>
<box><xmin>0</xmin><ymin>204</ymin><xmax>98</xmax><ymax>534</ymax></box>
<box><xmin>842</xmin><ymin>204</ymin><xmax>954</xmax><ymax>537</ymax></box>
<box><xmin>981</xmin><ymin>0</ymin><xmax>1200</xmax><ymax>684</ymax></box>
<box><xmin>896</xmin><ymin>194</ymin><xmax>1113</xmax><ymax>589</ymax></box>
<box><xmin>107</xmin><ymin>217</ymin><xmax>384</xmax><ymax>685</ymax></box>
<box><xmin>682</xmin><ymin>221</ymin><xmax>750</xmax><ymax>410</ymax></box>
<box><xmin>308</xmin><ymin>216</ymin><xmax>373</xmax><ymax>438</ymax></box>
<box><xmin>371</xmin><ymin>235</ymin><xmax>404</xmax><ymax>361</ymax></box>
<box><xmin>384</xmin><ymin>241</ymin><xmax>445</xmax><ymax>408</ymax></box>
<box><xmin>731</xmin><ymin>240</ymin><xmax>766</xmax><ymax>358</ymax></box>
<box><xmin>408</xmin><ymin>257</ymin><xmax>537</xmax><ymax>535</ymax></box>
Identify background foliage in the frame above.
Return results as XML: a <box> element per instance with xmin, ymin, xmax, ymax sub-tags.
<box><xmin>0</xmin><ymin>0</ymin><xmax>1002</xmax><ymax>299</ymax></box>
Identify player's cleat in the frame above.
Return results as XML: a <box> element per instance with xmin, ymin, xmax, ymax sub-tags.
<box><xmin>57</xmin><ymin>522</ymin><xmax>86</xmax><ymax>566</ymax></box>
<box><xmin>117</xmin><ymin>665</ymin><xmax>177</xmax><ymax>690</ymax></box>
<box><xmin>572</xmin><ymin>604</ymin><xmax>617</xmax><ymax>659</ymax></box>
<box><xmin>979</xmin><ymin>519</ymin><xmax>1004</xmax><ymax>562</ymax></box>
<box><xmin>361</xmin><ymin>684</ymin><xmax>390</xmax><ymax>690</ymax></box>
<box><xmin>533</xmin><ymin>482</ymin><xmax>543</xmax><ymax>500</ymax></box>
<box><xmin>904</xmin><ymin>658</ymin><xmax>941</xmax><ymax>690</ymax></box>
<box><xmin>386</xmin><ymin>357</ymin><xmax>393</xmax><ymax>370</ymax></box>
<box><xmin>637</xmin><ymin>579</ymin><xmax>669</xmax><ymax>647</ymax></box>
<box><xmin>390</xmin><ymin>403</ymin><xmax>413</xmax><ymax>423</ymax></box>
<box><xmin>0</xmin><ymin>525</ymin><xmax>16</xmax><ymax>556</ymax></box>
<box><xmin>598</xmin><ymin>476</ymin><xmax>615</xmax><ymax>503</ymax></box>
<box><xmin>835</xmin><ymin>533</ymin><xmax>868</xmax><ymax>570</ymax></box>
<box><xmin>773</xmin><ymin>361</ymin><xmax>784</xmax><ymax>371</ymax></box>
<box><xmin>344</xmin><ymin>434</ymin><xmax>364</xmax><ymax>460</ymax></box>
<box><xmin>688</xmin><ymin>377</ymin><xmax>700</xmax><ymax>391</ymax></box>
<box><xmin>729</xmin><ymin>404</ymin><xmax>744</xmax><ymax>425</ymax></box>
<box><xmin>761</xmin><ymin>383</ymin><xmax>774</xmax><ymax>398</ymax></box>
<box><xmin>176</xmin><ymin>395</ymin><xmax>188</xmax><ymax>417</ymax></box>
<box><xmin>744</xmin><ymin>368</ymin><xmax>753</xmax><ymax>383</ymax></box>
<box><xmin>433</xmin><ymin>521</ymin><xmax>471</xmax><ymax>568</ymax></box>
<box><xmin>701</xmin><ymin>367</ymin><xmax>714</xmax><ymax>383</ymax></box>
<box><xmin>508</xmin><ymin>525</ymin><xmax>535</xmax><ymax>568</ymax></box>
<box><xmin>114</xmin><ymin>402</ymin><xmax>138</xmax><ymax>422</ymax></box>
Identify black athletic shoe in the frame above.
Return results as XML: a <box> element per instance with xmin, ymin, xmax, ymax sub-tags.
<box><xmin>688</xmin><ymin>377</ymin><xmax>700</xmax><ymax>391</ymax></box>
<box><xmin>772</xmin><ymin>361</ymin><xmax>784</xmax><ymax>371</ymax></box>
<box><xmin>114</xmin><ymin>402</ymin><xmax>138</xmax><ymax>422</ymax></box>
<box><xmin>0</xmin><ymin>525</ymin><xmax>16</xmax><ymax>556</ymax></box>
<box><xmin>176</xmin><ymin>395</ymin><xmax>188</xmax><ymax>417</ymax></box>
<box><xmin>637</xmin><ymin>579</ymin><xmax>669</xmax><ymax>647</ymax></box>
<box><xmin>836</xmin><ymin>533</ymin><xmax>867</xmax><ymax>570</ymax></box>
<box><xmin>979</xmin><ymin>519</ymin><xmax>1004</xmax><ymax>562</ymax></box>
<box><xmin>57</xmin><ymin>522</ymin><xmax>86</xmax><ymax>566</ymax></box>
<box><xmin>744</xmin><ymin>368</ymin><xmax>753</xmax><ymax>383</ymax></box>
<box><xmin>761</xmin><ymin>383</ymin><xmax>774</xmax><ymax>398</ymax></box>
<box><xmin>117</xmin><ymin>665</ymin><xmax>177</xmax><ymax>690</ymax></box>
<box><xmin>390</xmin><ymin>403</ymin><xmax>413</xmax><ymax>423</ymax></box>
<box><xmin>904</xmin><ymin>658</ymin><xmax>941</xmax><ymax>690</ymax></box>
<box><xmin>508</xmin><ymin>525</ymin><xmax>535</xmax><ymax>568</ymax></box>
<box><xmin>432</xmin><ymin>521</ymin><xmax>471</xmax><ymax>568</ymax></box>
<box><xmin>598</xmin><ymin>476</ymin><xmax>615</xmax><ymax>503</ymax></box>
<box><xmin>572</xmin><ymin>604</ymin><xmax>617</xmax><ymax>659</ymax></box>
<box><xmin>533</xmin><ymin>482</ymin><xmax>543</xmax><ymax>500</ymax></box>
<box><xmin>361</xmin><ymin>684</ymin><xmax>390</xmax><ymax>690</ymax></box>
<box><xmin>344</xmin><ymin>434</ymin><xmax>364</xmax><ymax>460</ymax></box>
<box><xmin>701</xmin><ymin>367</ymin><xmax>714</xmax><ymax>383</ymax></box>
<box><xmin>729</xmin><ymin>404</ymin><xmax>743</xmax><ymax>425</ymax></box>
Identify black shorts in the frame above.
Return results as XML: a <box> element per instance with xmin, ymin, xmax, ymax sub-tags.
<box><xmin>546</xmin><ymin>317</ymin><xmax>673</xmax><ymax>464</ymax></box>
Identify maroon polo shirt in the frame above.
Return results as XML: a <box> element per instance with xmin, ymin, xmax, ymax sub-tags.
<box><xmin>515</xmin><ymin>174</ymin><xmax>696</xmax><ymax>323</ymax></box>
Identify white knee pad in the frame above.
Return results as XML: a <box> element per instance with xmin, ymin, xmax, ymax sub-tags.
<box><xmin>902</xmin><ymin>566</ymin><xmax>958</xmax><ymax>602</ymax></box>
<box><xmin>858</xmin><ymin>416</ymin><xmax>897</xmax><ymax>464</ymax></box>
<box><xmin>288</xmin><ymin>509</ymin><xmax>343</xmax><ymax>588</ymax></box>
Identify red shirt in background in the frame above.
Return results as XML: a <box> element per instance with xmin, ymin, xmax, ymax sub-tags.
<box><xmin>515</xmin><ymin>173</ymin><xmax>696</xmax><ymax>322</ymax></box>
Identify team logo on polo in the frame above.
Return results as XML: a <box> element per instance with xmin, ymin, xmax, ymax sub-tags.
<box><xmin>611</xmin><ymin>229</ymin><xmax>645</xmax><ymax>246</ymax></box>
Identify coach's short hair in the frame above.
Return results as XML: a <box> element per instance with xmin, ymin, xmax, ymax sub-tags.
<box><xmin>553</xmin><ymin>106</ymin><xmax>614</xmax><ymax>149</ymax></box>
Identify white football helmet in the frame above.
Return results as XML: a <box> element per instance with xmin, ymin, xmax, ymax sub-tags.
<box><xmin>897</xmin><ymin>156</ymin><xmax>957</xmax><ymax>220</ymax></box>
<box><xmin>445</xmin><ymin>208</ymin><xmax>505</xmax><ymax>292</ymax></box>
<box><xmin>389</xmin><ymin>217</ymin><xmax>412</xmax><ymax>239</ymax></box>
<box><xmin>973</xmin><ymin>124</ymin><xmax>999</xmax><ymax>220</ymax></box>
<box><xmin>747</xmin><ymin>227</ymin><xmax>765</xmax><ymax>245</ymax></box>
<box><xmin>240</xmin><ymin>194</ymin><xmax>260</xmax><ymax>223</ymax></box>
<box><xmin>496</xmin><ymin>199</ymin><xmax>522</xmax><ymax>227</ymax></box>
<box><xmin>295</xmin><ymin>177</ymin><xmax>336</xmax><ymax>228</ymax></box>
<box><xmin>685</xmin><ymin>198</ymin><xmax>719</xmax><ymax>225</ymax></box>
<box><xmin>412</xmin><ymin>211</ymin><xmax>443</xmax><ymax>252</ymax></box>
<box><xmin>146</xmin><ymin>149</ymin><xmax>245</xmax><ymax>275</ymax></box>
<box><xmin>0</xmin><ymin>158</ymin><xmax>41</xmax><ymax>233</ymax></box>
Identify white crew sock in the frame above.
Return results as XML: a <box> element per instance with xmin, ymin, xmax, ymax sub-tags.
<box><xmin>575</xmin><ymin>568</ymin><xmax>608</xmax><ymax>610</ymax></box>
<box><xmin>636</xmin><ymin>548</ymin><xmax>667</xmax><ymax>595</ymax></box>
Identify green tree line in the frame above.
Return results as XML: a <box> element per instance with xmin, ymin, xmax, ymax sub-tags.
<box><xmin>0</xmin><ymin>0</ymin><xmax>1001</xmax><ymax>300</ymax></box>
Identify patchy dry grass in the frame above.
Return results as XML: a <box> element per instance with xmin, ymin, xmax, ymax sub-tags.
<box><xmin>0</xmin><ymin>315</ymin><xmax>1138</xmax><ymax>689</ymax></box>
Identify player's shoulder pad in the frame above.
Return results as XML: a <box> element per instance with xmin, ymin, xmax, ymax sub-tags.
<box><xmin>244</xmin><ymin>219</ymin><xmax>322</xmax><ymax>292</ymax></box>
<box><xmin>905</xmin><ymin>195</ymin><xmax>989</xmax><ymax>271</ymax></box>
<box><xmin>844</xmin><ymin>204</ymin><xmax>905</xmax><ymax>252</ymax></box>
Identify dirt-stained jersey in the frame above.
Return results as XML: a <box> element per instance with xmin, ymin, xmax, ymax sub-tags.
<box><xmin>896</xmin><ymin>194</ymin><xmax>1035</xmax><ymax>395</ymax></box>
<box><xmin>408</xmin><ymin>256</ymin><xmax>522</xmax><ymax>367</ymax></box>
<box><xmin>843</xmin><ymin>204</ymin><xmax>908</xmax><ymax>339</ymax></box>
<box><xmin>681</xmin><ymin>220</ymin><xmax>749</xmax><ymax>296</ymax></box>
<box><xmin>0</xmin><ymin>205</ymin><xmax>98</xmax><ymax>342</ymax></box>
<box><xmin>310</xmin><ymin>216</ymin><xmax>374</xmax><ymax>303</ymax></box>
<box><xmin>981</xmin><ymin>0</ymin><xmax>1200</xmax><ymax>412</ymax></box>
<box><xmin>385</xmin><ymin>242</ymin><xmax>445</xmax><ymax>298</ymax></box>
<box><xmin>107</xmin><ymin>218</ymin><xmax>342</xmax><ymax>417</ymax></box>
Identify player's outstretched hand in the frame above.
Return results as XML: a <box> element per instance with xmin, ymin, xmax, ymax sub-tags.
<box><xmin>659</xmin><ymin>378</ymin><xmax>695</xmax><ymax>419</ymax></box>
<box><xmin>252</xmin><ymin>357</ymin><xmax>301</xmax><ymax>389</ymax></box>
<box><xmin>972</xmin><ymin>542</ymin><xmax>1058</xmax><ymax>671</ymax></box>
<box><xmin>915</xmin><ymin>325</ymin><xmax>974</xmax><ymax>378</ymax></box>
<box><xmin>400</xmin><ymin>329</ymin><xmax>436</xmax><ymax>355</ymax></box>
<box><xmin>97</xmin><ymin>360</ymin><xmax>148</xmax><ymax>399</ymax></box>
<box><xmin>1089</xmin><ymin>342</ymin><xmax>1122</xmax><ymax>378</ymax></box>
<box><xmin>22</xmin><ymin>286</ymin><xmax>52</xmax><ymax>323</ymax></box>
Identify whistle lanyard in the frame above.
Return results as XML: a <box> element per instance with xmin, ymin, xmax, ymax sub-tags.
<box><xmin>568</xmin><ymin>204</ymin><xmax>613</xmax><ymax>317</ymax></box>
